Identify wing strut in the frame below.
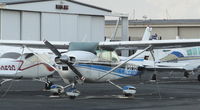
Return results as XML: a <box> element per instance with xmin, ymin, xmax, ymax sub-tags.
<box><xmin>149</xmin><ymin>50</ymin><xmax>162</xmax><ymax>99</ymax></box>
<box><xmin>98</xmin><ymin>45</ymin><xmax>152</xmax><ymax>80</ymax></box>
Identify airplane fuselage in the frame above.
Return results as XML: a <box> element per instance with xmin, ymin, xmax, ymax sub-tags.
<box><xmin>0</xmin><ymin>55</ymin><xmax>55</xmax><ymax>79</ymax></box>
<box><xmin>56</xmin><ymin>60</ymin><xmax>142</xmax><ymax>83</ymax></box>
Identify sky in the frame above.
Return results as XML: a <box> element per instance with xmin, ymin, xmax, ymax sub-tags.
<box><xmin>76</xmin><ymin>0</ymin><xmax>200</xmax><ymax>19</ymax></box>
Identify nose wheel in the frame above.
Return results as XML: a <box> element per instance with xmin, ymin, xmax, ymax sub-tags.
<box><xmin>66</xmin><ymin>87</ymin><xmax>80</xmax><ymax>99</ymax></box>
<box><xmin>45</xmin><ymin>81</ymin><xmax>54</xmax><ymax>90</ymax></box>
<box><xmin>66</xmin><ymin>83</ymin><xmax>80</xmax><ymax>99</ymax></box>
<box><xmin>197</xmin><ymin>74</ymin><xmax>200</xmax><ymax>81</ymax></box>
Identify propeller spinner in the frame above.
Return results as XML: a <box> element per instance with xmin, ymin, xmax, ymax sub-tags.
<box><xmin>43</xmin><ymin>40</ymin><xmax>85</xmax><ymax>81</ymax></box>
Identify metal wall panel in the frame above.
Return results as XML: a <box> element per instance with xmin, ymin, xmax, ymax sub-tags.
<box><xmin>179</xmin><ymin>27</ymin><xmax>200</xmax><ymax>39</ymax></box>
<box><xmin>77</xmin><ymin>16</ymin><xmax>91</xmax><ymax>42</ymax></box>
<box><xmin>152</xmin><ymin>27</ymin><xmax>178</xmax><ymax>40</ymax></box>
<box><xmin>21</xmin><ymin>12</ymin><xmax>40</xmax><ymax>40</ymax></box>
<box><xmin>106</xmin><ymin>26</ymin><xmax>179</xmax><ymax>40</ymax></box>
<box><xmin>41</xmin><ymin>13</ymin><xmax>60</xmax><ymax>41</ymax></box>
<box><xmin>60</xmin><ymin>14</ymin><xmax>78</xmax><ymax>41</ymax></box>
<box><xmin>129</xmin><ymin>27</ymin><xmax>145</xmax><ymax>40</ymax></box>
<box><xmin>105</xmin><ymin>26</ymin><xmax>121</xmax><ymax>39</ymax></box>
<box><xmin>2</xmin><ymin>10</ymin><xmax>20</xmax><ymax>40</ymax></box>
<box><xmin>91</xmin><ymin>16</ymin><xmax>104</xmax><ymax>41</ymax></box>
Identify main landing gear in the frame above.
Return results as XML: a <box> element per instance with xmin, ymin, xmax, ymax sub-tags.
<box><xmin>66</xmin><ymin>85</ymin><xmax>80</xmax><ymax>99</ymax></box>
<box><xmin>33</xmin><ymin>77</ymin><xmax>54</xmax><ymax>90</ymax></box>
<box><xmin>49</xmin><ymin>83</ymin><xmax>80</xmax><ymax>99</ymax></box>
<box><xmin>108</xmin><ymin>80</ymin><xmax>136</xmax><ymax>97</ymax></box>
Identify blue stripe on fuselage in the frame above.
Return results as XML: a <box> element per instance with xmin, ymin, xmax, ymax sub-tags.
<box><xmin>121</xmin><ymin>58</ymin><xmax>144</xmax><ymax>62</ymax></box>
<box><xmin>75</xmin><ymin>64</ymin><xmax>141</xmax><ymax>77</ymax></box>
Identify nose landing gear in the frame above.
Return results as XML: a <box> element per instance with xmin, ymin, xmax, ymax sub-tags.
<box><xmin>66</xmin><ymin>87</ymin><xmax>80</xmax><ymax>99</ymax></box>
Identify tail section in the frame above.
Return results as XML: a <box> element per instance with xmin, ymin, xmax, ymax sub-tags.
<box><xmin>124</xmin><ymin>27</ymin><xmax>152</xmax><ymax>60</ymax></box>
<box><xmin>142</xmin><ymin>27</ymin><xmax>152</xmax><ymax>41</ymax></box>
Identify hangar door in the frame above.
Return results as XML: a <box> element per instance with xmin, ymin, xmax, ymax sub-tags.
<box><xmin>41</xmin><ymin>13</ymin><xmax>78</xmax><ymax>41</ymax></box>
<box><xmin>152</xmin><ymin>27</ymin><xmax>178</xmax><ymax>40</ymax></box>
<box><xmin>77</xmin><ymin>16</ymin><xmax>104</xmax><ymax>41</ymax></box>
<box><xmin>179</xmin><ymin>27</ymin><xmax>200</xmax><ymax>39</ymax></box>
<box><xmin>41</xmin><ymin>13</ymin><xmax>104</xmax><ymax>41</ymax></box>
<box><xmin>1</xmin><ymin>10</ymin><xmax>21</xmax><ymax>40</ymax></box>
<box><xmin>21</xmin><ymin>12</ymin><xmax>40</xmax><ymax>40</ymax></box>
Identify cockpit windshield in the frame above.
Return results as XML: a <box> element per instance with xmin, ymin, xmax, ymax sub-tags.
<box><xmin>0</xmin><ymin>52</ymin><xmax>21</xmax><ymax>59</ymax></box>
<box><xmin>96</xmin><ymin>50</ymin><xmax>120</xmax><ymax>62</ymax></box>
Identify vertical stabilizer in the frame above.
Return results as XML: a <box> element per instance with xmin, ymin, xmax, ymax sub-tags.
<box><xmin>142</xmin><ymin>27</ymin><xmax>152</xmax><ymax>41</ymax></box>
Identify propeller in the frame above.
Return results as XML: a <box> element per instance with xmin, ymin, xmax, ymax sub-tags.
<box><xmin>43</xmin><ymin>40</ymin><xmax>61</xmax><ymax>57</ymax></box>
<box><xmin>43</xmin><ymin>40</ymin><xmax>85</xmax><ymax>81</ymax></box>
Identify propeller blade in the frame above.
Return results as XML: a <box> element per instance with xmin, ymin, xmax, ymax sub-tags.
<box><xmin>43</xmin><ymin>40</ymin><xmax>61</xmax><ymax>57</ymax></box>
<box><xmin>43</xmin><ymin>40</ymin><xmax>85</xmax><ymax>81</ymax></box>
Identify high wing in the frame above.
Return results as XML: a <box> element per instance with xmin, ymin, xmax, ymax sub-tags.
<box><xmin>0</xmin><ymin>40</ymin><xmax>69</xmax><ymax>49</ymax></box>
<box><xmin>1</xmin><ymin>39</ymin><xmax>200</xmax><ymax>50</ymax></box>
<box><xmin>99</xmin><ymin>39</ymin><xmax>200</xmax><ymax>50</ymax></box>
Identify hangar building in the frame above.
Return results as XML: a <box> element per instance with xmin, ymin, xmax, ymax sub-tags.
<box><xmin>0</xmin><ymin>0</ymin><xmax>111</xmax><ymax>41</ymax></box>
<box><xmin>105</xmin><ymin>19</ymin><xmax>200</xmax><ymax>40</ymax></box>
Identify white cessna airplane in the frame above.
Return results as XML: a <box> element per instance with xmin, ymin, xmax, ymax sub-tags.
<box><xmin>39</xmin><ymin>38</ymin><xmax>200</xmax><ymax>99</ymax></box>
<box><xmin>0</xmin><ymin>45</ymin><xmax>56</xmax><ymax>89</ymax></box>
<box><xmin>141</xmin><ymin>46</ymin><xmax>200</xmax><ymax>81</ymax></box>
<box><xmin>120</xmin><ymin>27</ymin><xmax>200</xmax><ymax>81</ymax></box>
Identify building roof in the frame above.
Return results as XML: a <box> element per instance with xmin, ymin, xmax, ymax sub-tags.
<box><xmin>106</xmin><ymin>19</ymin><xmax>200</xmax><ymax>25</ymax></box>
<box><xmin>0</xmin><ymin>0</ymin><xmax>112</xmax><ymax>12</ymax></box>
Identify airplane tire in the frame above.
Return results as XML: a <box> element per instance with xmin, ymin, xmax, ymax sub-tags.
<box><xmin>69</xmin><ymin>96</ymin><xmax>76</xmax><ymax>99</ymax></box>
<box><xmin>184</xmin><ymin>72</ymin><xmax>189</xmax><ymax>78</ymax></box>
<box><xmin>124</xmin><ymin>93</ymin><xmax>132</xmax><ymax>97</ymax></box>
<box><xmin>198</xmin><ymin>75</ymin><xmax>200</xmax><ymax>81</ymax></box>
<box><xmin>151</xmin><ymin>74</ymin><xmax>157</xmax><ymax>80</ymax></box>
<box><xmin>45</xmin><ymin>82</ymin><xmax>53</xmax><ymax>90</ymax></box>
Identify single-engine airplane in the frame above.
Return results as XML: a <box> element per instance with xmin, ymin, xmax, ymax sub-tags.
<box><xmin>40</xmin><ymin>38</ymin><xmax>200</xmax><ymax>99</ymax></box>
<box><xmin>0</xmin><ymin>45</ymin><xmax>55</xmax><ymax>90</ymax></box>
<box><xmin>120</xmin><ymin>27</ymin><xmax>200</xmax><ymax>81</ymax></box>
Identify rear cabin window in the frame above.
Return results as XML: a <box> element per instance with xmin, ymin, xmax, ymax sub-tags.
<box><xmin>0</xmin><ymin>52</ymin><xmax>21</xmax><ymax>59</ymax></box>
<box><xmin>187</xmin><ymin>47</ymin><xmax>200</xmax><ymax>56</ymax></box>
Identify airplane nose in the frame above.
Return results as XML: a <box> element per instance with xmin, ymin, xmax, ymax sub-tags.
<box><xmin>60</xmin><ymin>55</ymin><xmax>69</xmax><ymax>62</ymax></box>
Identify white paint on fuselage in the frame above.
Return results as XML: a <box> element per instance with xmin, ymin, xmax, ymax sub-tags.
<box><xmin>0</xmin><ymin>45</ymin><xmax>56</xmax><ymax>79</ymax></box>
<box><xmin>56</xmin><ymin>50</ymin><xmax>141</xmax><ymax>84</ymax></box>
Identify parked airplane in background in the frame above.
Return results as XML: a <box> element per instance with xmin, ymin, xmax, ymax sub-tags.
<box><xmin>120</xmin><ymin>27</ymin><xmax>200</xmax><ymax>81</ymax></box>
<box><xmin>149</xmin><ymin>46</ymin><xmax>200</xmax><ymax>81</ymax></box>
<box><xmin>0</xmin><ymin>45</ymin><xmax>55</xmax><ymax>89</ymax></box>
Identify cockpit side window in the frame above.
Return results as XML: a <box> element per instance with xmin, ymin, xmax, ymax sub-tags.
<box><xmin>96</xmin><ymin>50</ymin><xmax>119</xmax><ymax>62</ymax></box>
<box><xmin>0</xmin><ymin>52</ymin><xmax>21</xmax><ymax>59</ymax></box>
<box><xmin>25</xmin><ymin>53</ymin><xmax>34</xmax><ymax>59</ymax></box>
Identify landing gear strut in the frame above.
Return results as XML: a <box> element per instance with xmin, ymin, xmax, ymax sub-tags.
<box><xmin>0</xmin><ymin>79</ymin><xmax>13</xmax><ymax>86</ymax></box>
<box><xmin>49</xmin><ymin>82</ymin><xmax>80</xmax><ymax>99</ymax></box>
<box><xmin>108</xmin><ymin>80</ymin><xmax>136</xmax><ymax>97</ymax></box>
